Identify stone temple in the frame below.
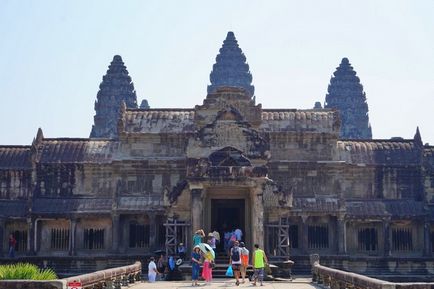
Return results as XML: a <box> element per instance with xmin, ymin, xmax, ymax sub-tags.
<box><xmin>1</xmin><ymin>31</ymin><xmax>434</xmax><ymax>276</ymax></box>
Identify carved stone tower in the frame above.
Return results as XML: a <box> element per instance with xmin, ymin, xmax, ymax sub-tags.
<box><xmin>324</xmin><ymin>58</ymin><xmax>372</xmax><ymax>139</ymax></box>
<box><xmin>207</xmin><ymin>31</ymin><xmax>255</xmax><ymax>97</ymax></box>
<box><xmin>90</xmin><ymin>55</ymin><xmax>138</xmax><ymax>138</ymax></box>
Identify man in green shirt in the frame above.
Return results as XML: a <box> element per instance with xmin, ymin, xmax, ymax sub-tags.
<box><xmin>251</xmin><ymin>244</ymin><xmax>268</xmax><ymax>286</ymax></box>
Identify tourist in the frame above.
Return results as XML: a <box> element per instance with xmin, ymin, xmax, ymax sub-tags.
<box><xmin>193</xmin><ymin>229</ymin><xmax>205</xmax><ymax>246</ymax></box>
<box><xmin>224</xmin><ymin>231</ymin><xmax>231</xmax><ymax>253</ymax></box>
<box><xmin>228</xmin><ymin>231</ymin><xmax>237</xmax><ymax>256</ymax></box>
<box><xmin>191</xmin><ymin>246</ymin><xmax>202</xmax><ymax>286</ymax></box>
<box><xmin>234</xmin><ymin>228</ymin><xmax>243</xmax><ymax>241</ymax></box>
<box><xmin>207</xmin><ymin>233</ymin><xmax>216</xmax><ymax>250</ymax></box>
<box><xmin>229</xmin><ymin>240</ymin><xmax>242</xmax><ymax>286</ymax></box>
<box><xmin>212</xmin><ymin>230</ymin><xmax>220</xmax><ymax>244</ymax></box>
<box><xmin>201</xmin><ymin>254</ymin><xmax>213</xmax><ymax>284</ymax></box>
<box><xmin>157</xmin><ymin>254</ymin><xmax>166</xmax><ymax>280</ymax></box>
<box><xmin>148</xmin><ymin>257</ymin><xmax>158</xmax><ymax>282</ymax></box>
<box><xmin>177</xmin><ymin>242</ymin><xmax>186</xmax><ymax>260</ymax></box>
<box><xmin>8</xmin><ymin>234</ymin><xmax>16</xmax><ymax>258</ymax></box>
<box><xmin>252</xmin><ymin>244</ymin><xmax>268</xmax><ymax>286</ymax></box>
<box><xmin>239</xmin><ymin>242</ymin><xmax>249</xmax><ymax>284</ymax></box>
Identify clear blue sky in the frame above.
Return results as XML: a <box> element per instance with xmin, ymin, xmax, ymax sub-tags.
<box><xmin>1</xmin><ymin>0</ymin><xmax>434</xmax><ymax>144</ymax></box>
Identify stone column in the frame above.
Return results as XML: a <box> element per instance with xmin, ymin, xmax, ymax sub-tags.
<box><xmin>423</xmin><ymin>221</ymin><xmax>431</xmax><ymax>256</ymax></box>
<box><xmin>27</xmin><ymin>218</ymin><xmax>35</xmax><ymax>255</ymax></box>
<box><xmin>191</xmin><ymin>189</ymin><xmax>203</xmax><ymax>232</ymax></box>
<box><xmin>69</xmin><ymin>218</ymin><xmax>77</xmax><ymax>256</ymax></box>
<box><xmin>112</xmin><ymin>214</ymin><xmax>120</xmax><ymax>253</ymax></box>
<box><xmin>148</xmin><ymin>212</ymin><xmax>157</xmax><ymax>250</ymax></box>
<box><xmin>0</xmin><ymin>218</ymin><xmax>5</xmax><ymax>257</ymax></box>
<box><xmin>251</xmin><ymin>186</ymin><xmax>265</xmax><ymax>249</ymax></box>
<box><xmin>383</xmin><ymin>220</ymin><xmax>391</xmax><ymax>257</ymax></box>
<box><xmin>300</xmin><ymin>216</ymin><xmax>309</xmax><ymax>254</ymax></box>
<box><xmin>337</xmin><ymin>216</ymin><xmax>347</xmax><ymax>255</ymax></box>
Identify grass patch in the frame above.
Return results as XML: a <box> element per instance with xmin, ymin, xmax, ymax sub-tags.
<box><xmin>0</xmin><ymin>263</ymin><xmax>57</xmax><ymax>280</ymax></box>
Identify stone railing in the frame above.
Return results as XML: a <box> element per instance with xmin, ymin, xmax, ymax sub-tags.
<box><xmin>62</xmin><ymin>261</ymin><xmax>142</xmax><ymax>289</ymax></box>
<box><xmin>0</xmin><ymin>261</ymin><xmax>142</xmax><ymax>289</ymax></box>
<box><xmin>311</xmin><ymin>255</ymin><xmax>434</xmax><ymax>289</ymax></box>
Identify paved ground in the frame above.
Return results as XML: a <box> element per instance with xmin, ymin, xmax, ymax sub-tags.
<box><xmin>130</xmin><ymin>277</ymin><xmax>317</xmax><ymax>289</ymax></box>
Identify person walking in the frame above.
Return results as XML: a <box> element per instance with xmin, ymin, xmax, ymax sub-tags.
<box><xmin>239</xmin><ymin>242</ymin><xmax>249</xmax><ymax>284</ymax></box>
<box><xmin>148</xmin><ymin>257</ymin><xmax>158</xmax><ymax>282</ymax></box>
<box><xmin>201</xmin><ymin>255</ymin><xmax>213</xmax><ymax>284</ymax></box>
<box><xmin>191</xmin><ymin>246</ymin><xmax>202</xmax><ymax>286</ymax></box>
<box><xmin>8</xmin><ymin>234</ymin><xmax>16</xmax><ymax>258</ymax></box>
<box><xmin>157</xmin><ymin>254</ymin><xmax>166</xmax><ymax>280</ymax></box>
<box><xmin>234</xmin><ymin>228</ymin><xmax>243</xmax><ymax>241</ymax></box>
<box><xmin>193</xmin><ymin>229</ymin><xmax>205</xmax><ymax>246</ymax></box>
<box><xmin>252</xmin><ymin>244</ymin><xmax>268</xmax><ymax>286</ymax></box>
<box><xmin>207</xmin><ymin>233</ymin><xmax>216</xmax><ymax>250</ymax></box>
<box><xmin>229</xmin><ymin>240</ymin><xmax>242</xmax><ymax>286</ymax></box>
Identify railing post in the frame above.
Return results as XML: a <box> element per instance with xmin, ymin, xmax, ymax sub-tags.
<box><xmin>121</xmin><ymin>275</ymin><xmax>128</xmax><ymax>286</ymax></box>
<box><xmin>113</xmin><ymin>278</ymin><xmax>121</xmax><ymax>289</ymax></box>
<box><xmin>105</xmin><ymin>280</ymin><xmax>113</xmax><ymax>289</ymax></box>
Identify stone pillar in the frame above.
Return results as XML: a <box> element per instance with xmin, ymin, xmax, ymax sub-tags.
<box><xmin>0</xmin><ymin>218</ymin><xmax>5</xmax><ymax>257</ymax></box>
<box><xmin>112</xmin><ymin>214</ymin><xmax>120</xmax><ymax>253</ymax></box>
<box><xmin>27</xmin><ymin>218</ymin><xmax>35</xmax><ymax>255</ymax></box>
<box><xmin>337</xmin><ymin>216</ymin><xmax>347</xmax><ymax>255</ymax></box>
<box><xmin>69</xmin><ymin>218</ymin><xmax>77</xmax><ymax>256</ymax></box>
<box><xmin>191</xmin><ymin>189</ymin><xmax>203</xmax><ymax>232</ymax></box>
<box><xmin>301</xmin><ymin>216</ymin><xmax>309</xmax><ymax>254</ymax></box>
<box><xmin>423</xmin><ymin>221</ymin><xmax>431</xmax><ymax>256</ymax></box>
<box><xmin>148</xmin><ymin>212</ymin><xmax>157</xmax><ymax>250</ymax></box>
<box><xmin>251</xmin><ymin>186</ymin><xmax>265</xmax><ymax>249</ymax></box>
<box><xmin>383</xmin><ymin>220</ymin><xmax>391</xmax><ymax>257</ymax></box>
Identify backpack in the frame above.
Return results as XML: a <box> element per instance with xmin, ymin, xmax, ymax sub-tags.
<box><xmin>231</xmin><ymin>247</ymin><xmax>240</xmax><ymax>262</ymax></box>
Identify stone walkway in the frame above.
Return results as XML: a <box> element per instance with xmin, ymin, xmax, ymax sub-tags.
<box><xmin>129</xmin><ymin>277</ymin><xmax>317</xmax><ymax>289</ymax></box>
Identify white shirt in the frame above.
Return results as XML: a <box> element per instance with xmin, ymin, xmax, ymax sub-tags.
<box><xmin>241</xmin><ymin>247</ymin><xmax>249</xmax><ymax>256</ymax></box>
<box><xmin>148</xmin><ymin>261</ymin><xmax>157</xmax><ymax>275</ymax></box>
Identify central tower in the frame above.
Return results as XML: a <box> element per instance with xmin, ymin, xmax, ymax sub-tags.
<box><xmin>207</xmin><ymin>31</ymin><xmax>255</xmax><ymax>97</ymax></box>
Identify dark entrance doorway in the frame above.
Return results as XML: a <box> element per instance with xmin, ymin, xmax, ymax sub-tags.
<box><xmin>211</xmin><ymin>199</ymin><xmax>245</xmax><ymax>253</ymax></box>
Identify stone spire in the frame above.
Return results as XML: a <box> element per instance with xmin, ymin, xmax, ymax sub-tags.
<box><xmin>324</xmin><ymin>58</ymin><xmax>372</xmax><ymax>139</ymax></box>
<box><xmin>414</xmin><ymin>126</ymin><xmax>422</xmax><ymax>147</ymax></box>
<box><xmin>207</xmin><ymin>31</ymin><xmax>255</xmax><ymax>97</ymax></box>
<box><xmin>90</xmin><ymin>55</ymin><xmax>139</xmax><ymax>138</ymax></box>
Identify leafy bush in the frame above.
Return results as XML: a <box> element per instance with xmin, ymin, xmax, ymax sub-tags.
<box><xmin>0</xmin><ymin>263</ymin><xmax>57</xmax><ymax>280</ymax></box>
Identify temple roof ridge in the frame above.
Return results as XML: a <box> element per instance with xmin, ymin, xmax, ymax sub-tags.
<box><xmin>126</xmin><ymin>108</ymin><xmax>194</xmax><ymax>112</ymax></box>
<box><xmin>43</xmin><ymin>137</ymin><xmax>116</xmax><ymax>142</ymax></box>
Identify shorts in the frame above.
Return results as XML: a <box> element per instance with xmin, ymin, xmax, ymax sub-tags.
<box><xmin>254</xmin><ymin>268</ymin><xmax>264</xmax><ymax>281</ymax></box>
<box><xmin>232</xmin><ymin>264</ymin><xmax>241</xmax><ymax>271</ymax></box>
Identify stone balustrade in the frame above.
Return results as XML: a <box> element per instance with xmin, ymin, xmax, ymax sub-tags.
<box><xmin>62</xmin><ymin>261</ymin><xmax>142</xmax><ymax>289</ymax></box>
<box><xmin>0</xmin><ymin>261</ymin><xmax>142</xmax><ymax>289</ymax></box>
<box><xmin>311</xmin><ymin>257</ymin><xmax>434</xmax><ymax>289</ymax></box>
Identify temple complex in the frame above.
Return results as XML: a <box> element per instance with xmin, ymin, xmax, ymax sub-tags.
<box><xmin>1</xmin><ymin>32</ymin><xmax>434</xmax><ymax>276</ymax></box>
